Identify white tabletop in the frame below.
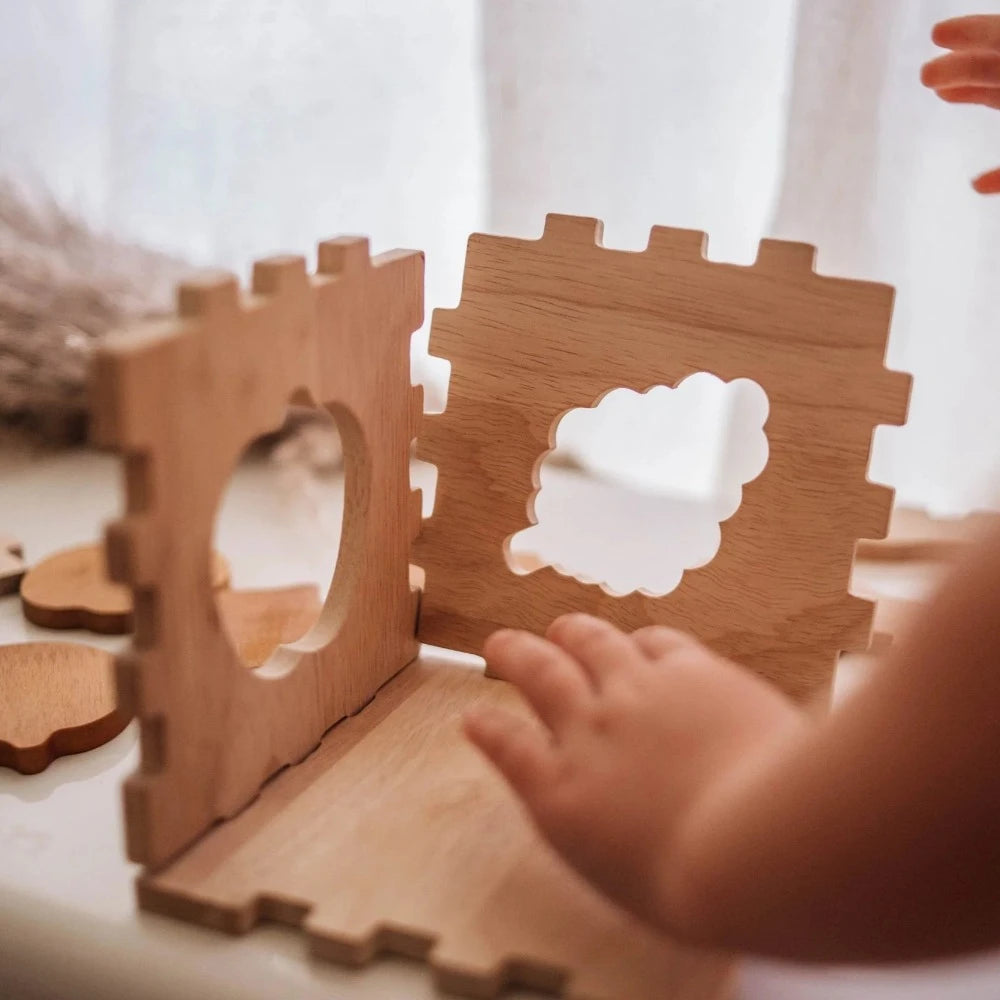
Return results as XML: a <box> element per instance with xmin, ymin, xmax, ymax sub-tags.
<box><xmin>0</xmin><ymin>448</ymin><xmax>997</xmax><ymax>1000</ymax></box>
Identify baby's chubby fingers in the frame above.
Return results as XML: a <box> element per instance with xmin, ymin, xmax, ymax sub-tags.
<box><xmin>922</xmin><ymin>50</ymin><xmax>1000</xmax><ymax>90</ymax></box>
<box><xmin>464</xmin><ymin>706</ymin><xmax>555</xmax><ymax>801</ymax></box>
<box><xmin>483</xmin><ymin>629</ymin><xmax>593</xmax><ymax>733</ymax></box>
<box><xmin>546</xmin><ymin>613</ymin><xmax>645</xmax><ymax>687</ymax></box>
<box><xmin>631</xmin><ymin>625</ymin><xmax>698</xmax><ymax>661</ymax></box>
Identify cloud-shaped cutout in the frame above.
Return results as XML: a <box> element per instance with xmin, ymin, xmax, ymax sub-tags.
<box><xmin>506</xmin><ymin>374</ymin><xmax>769</xmax><ymax>597</ymax></box>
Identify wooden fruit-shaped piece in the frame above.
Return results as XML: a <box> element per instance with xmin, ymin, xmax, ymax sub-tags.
<box><xmin>0</xmin><ymin>642</ymin><xmax>129</xmax><ymax>774</ymax></box>
<box><xmin>217</xmin><ymin>585</ymin><xmax>323</xmax><ymax>669</ymax></box>
<box><xmin>21</xmin><ymin>543</ymin><xmax>230</xmax><ymax>634</ymax></box>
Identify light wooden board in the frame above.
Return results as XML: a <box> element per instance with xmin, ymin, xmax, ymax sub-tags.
<box><xmin>92</xmin><ymin>240</ymin><xmax>424</xmax><ymax>868</ymax></box>
<box><xmin>0</xmin><ymin>534</ymin><xmax>25</xmax><ymax>595</ymax></box>
<box><xmin>0</xmin><ymin>642</ymin><xmax>129</xmax><ymax>774</ymax></box>
<box><xmin>855</xmin><ymin>506</ymin><xmax>1000</xmax><ymax>562</ymax></box>
<box><xmin>140</xmin><ymin>656</ymin><xmax>733</xmax><ymax>1000</ymax></box>
<box><xmin>21</xmin><ymin>543</ymin><xmax>229</xmax><ymax>634</ymax></box>
<box><xmin>217</xmin><ymin>585</ymin><xmax>322</xmax><ymax>669</ymax></box>
<box><xmin>416</xmin><ymin>214</ymin><xmax>911</xmax><ymax>701</ymax></box>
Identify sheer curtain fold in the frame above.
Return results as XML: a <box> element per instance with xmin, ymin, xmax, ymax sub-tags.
<box><xmin>1</xmin><ymin>0</ymin><xmax>997</xmax><ymax>509</ymax></box>
<box><xmin>482</xmin><ymin>0</ymin><xmax>798</xmax><ymax>498</ymax></box>
<box><xmin>0</xmin><ymin>0</ymin><xmax>486</xmax><ymax>405</ymax></box>
<box><xmin>484</xmin><ymin>0</ymin><xmax>1000</xmax><ymax>513</ymax></box>
<box><xmin>773</xmin><ymin>0</ymin><xmax>1000</xmax><ymax>514</ymax></box>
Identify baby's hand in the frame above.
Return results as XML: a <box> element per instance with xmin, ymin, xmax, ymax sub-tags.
<box><xmin>922</xmin><ymin>14</ymin><xmax>1000</xmax><ymax>193</ymax></box>
<box><xmin>464</xmin><ymin>614</ymin><xmax>804</xmax><ymax>932</ymax></box>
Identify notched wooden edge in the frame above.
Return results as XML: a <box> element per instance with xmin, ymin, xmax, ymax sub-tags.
<box><xmin>646</xmin><ymin>225</ymin><xmax>708</xmax><ymax>259</ymax></box>
<box><xmin>105</xmin><ymin>516</ymin><xmax>145</xmax><ymax>585</ymax></box>
<box><xmin>317</xmin><ymin>236</ymin><xmax>372</xmax><ymax>274</ymax></box>
<box><xmin>251</xmin><ymin>255</ymin><xmax>309</xmax><ymax>296</ymax></box>
<box><xmin>542</xmin><ymin>213</ymin><xmax>605</xmax><ymax>245</ymax></box>
<box><xmin>857</xmin><ymin>482</ymin><xmax>897</xmax><ymax>541</ymax></box>
<box><xmin>409</xmin><ymin>384</ymin><xmax>424</xmax><ymax>439</ymax></box>
<box><xmin>136</xmin><ymin>879</ymin><xmax>597</xmax><ymax>1000</ymax></box>
<box><xmin>754</xmin><ymin>238</ymin><xmax>818</xmax><ymax>272</ymax></box>
<box><xmin>880</xmin><ymin>369</ymin><xmax>913</xmax><ymax>426</ymax></box>
<box><xmin>177</xmin><ymin>273</ymin><xmax>240</xmax><ymax>318</ymax></box>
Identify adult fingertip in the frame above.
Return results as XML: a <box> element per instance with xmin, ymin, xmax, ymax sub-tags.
<box><xmin>972</xmin><ymin>171</ymin><xmax>1000</xmax><ymax>194</ymax></box>
<box><xmin>931</xmin><ymin>21</ymin><xmax>954</xmax><ymax>48</ymax></box>
<box><xmin>919</xmin><ymin>58</ymin><xmax>952</xmax><ymax>89</ymax></box>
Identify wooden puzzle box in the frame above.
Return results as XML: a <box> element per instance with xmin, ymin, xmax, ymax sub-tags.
<box><xmin>86</xmin><ymin>213</ymin><xmax>909</xmax><ymax>999</ymax></box>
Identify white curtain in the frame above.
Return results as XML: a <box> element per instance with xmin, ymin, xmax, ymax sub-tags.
<box><xmin>0</xmin><ymin>0</ymin><xmax>485</xmax><ymax>394</ymax></box>
<box><xmin>482</xmin><ymin>0</ymin><xmax>798</xmax><ymax>499</ymax></box>
<box><xmin>3</xmin><ymin>3</ymin><xmax>1000</xmax><ymax>993</ymax></box>
<box><xmin>1</xmin><ymin>0</ymin><xmax>998</xmax><ymax>509</ymax></box>
<box><xmin>482</xmin><ymin>0</ymin><xmax>1000</xmax><ymax>514</ymax></box>
<box><xmin>772</xmin><ymin>0</ymin><xmax>1000</xmax><ymax>515</ymax></box>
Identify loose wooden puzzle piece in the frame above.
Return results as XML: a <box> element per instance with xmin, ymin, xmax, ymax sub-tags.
<box><xmin>217</xmin><ymin>585</ymin><xmax>323</xmax><ymax>669</ymax></box>
<box><xmin>140</xmin><ymin>657</ymin><xmax>733</xmax><ymax>1000</ymax></box>
<box><xmin>416</xmin><ymin>215</ymin><xmax>911</xmax><ymax>701</ymax></box>
<box><xmin>21</xmin><ymin>543</ymin><xmax>230</xmax><ymax>634</ymax></box>
<box><xmin>855</xmin><ymin>506</ymin><xmax>999</xmax><ymax>562</ymax></box>
<box><xmin>92</xmin><ymin>240</ymin><xmax>424</xmax><ymax>867</ymax></box>
<box><xmin>0</xmin><ymin>642</ymin><xmax>129</xmax><ymax>774</ymax></box>
<box><xmin>0</xmin><ymin>534</ymin><xmax>26</xmax><ymax>595</ymax></box>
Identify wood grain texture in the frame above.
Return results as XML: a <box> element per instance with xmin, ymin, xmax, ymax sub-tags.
<box><xmin>140</xmin><ymin>656</ymin><xmax>733</xmax><ymax>1000</ymax></box>
<box><xmin>855</xmin><ymin>507</ymin><xmax>1000</xmax><ymax>562</ymax></box>
<box><xmin>415</xmin><ymin>214</ymin><xmax>911</xmax><ymax>701</ymax></box>
<box><xmin>0</xmin><ymin>534</ymin><xmax>26</xmax><ymax>595</ymax></box>
<box><xmin>92</xmin><ymin>240</ymin><xmax>424</xmax><ymax>868</ymax></box>
<box><xmin>21</xmin><ymin>543</ymin><xmax>230</xmax><ymax>634</ymax></box>
<box><xmin>217</xmin><ymin>585</ymin><xmax>322</xmax><ymax>669</ymax></box>
<box><xmin>0</xmin><ymin>642</ymin><xmax>129</xmax><ymax>774</ymax></box>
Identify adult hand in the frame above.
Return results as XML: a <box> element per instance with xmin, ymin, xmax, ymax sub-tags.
<box><xmin>922</xmin><ymin>14</ymin><xmax>1000</xmax><ymax>193</ymax></box>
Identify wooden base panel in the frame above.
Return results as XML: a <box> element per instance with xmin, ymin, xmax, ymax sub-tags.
<box><xmin>140</xmin><ymin>656</ymin><xmax>733</xmax><ymax>1000</ymax></box>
